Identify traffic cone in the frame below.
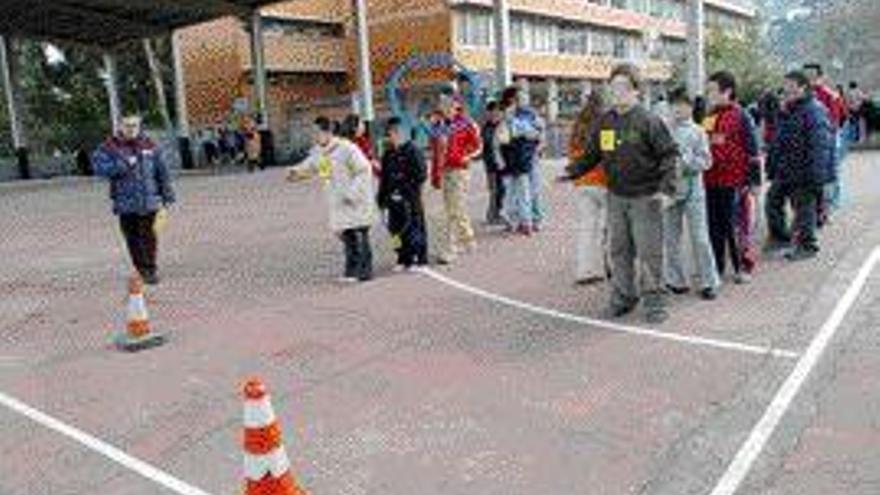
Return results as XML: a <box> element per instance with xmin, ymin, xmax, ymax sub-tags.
<box><xmin>115</xmin><ymin>274</ymin><xmax>167</xmax><ymax>352</ymax></box>
<box><xmin>242</xmin><ymin>378</ymin><xmax>308</xmax><ymax>495</ymax></box>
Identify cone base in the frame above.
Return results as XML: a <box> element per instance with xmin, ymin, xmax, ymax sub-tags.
<box><xmin>115</xmin><ymin>332</ymin><xmax>168</xmax><ymax>352</ymax></box>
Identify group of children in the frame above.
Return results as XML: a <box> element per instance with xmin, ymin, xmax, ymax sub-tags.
<box><xmin>286</xmin><ymin>62</ymin><xmax>841</xmax><ymax>327</ymax></box>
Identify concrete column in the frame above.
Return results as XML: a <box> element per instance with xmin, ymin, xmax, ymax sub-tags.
<box><xmin>686</xmin><ymin>0</ymin><xmax>705</xmax><ymax>97</ymax></box>
<box><xmin>171</xmin><ymin>30</ymin><xmax>194</xmax><ymax>169</ymax></box>
<box><xmin>354</xmin><ymin>0</ymin><xmax>375</xmax><ymax>124</ymax></box>
<box><xmin>492</xmin><ymin>0</ymin><xmax>513</xmax><ymax>91</ymax></box>
<box><xmin>250</xmin><ymin>11</ymin><xmax>275</xmax><ymax>166</ymax></box>
<box><xmin>0</xmin><ymin>35</ymin><xmax>29</xmax><ymax>179</ymax></box>
<box><xmin>547</xmin><ymin>78</ymin><xmax>559</xmax><ymax>123</ymax></box>
<box><xmin>516</xmin><ymin>77</ymin><xmax>530</xmax><ymax>105</ymax></box>
<box><xmin>580</xmin><ymin>80</ymin><xmax>593</xmax><ymax>104</ymax></box>
<box><xmin>103</xmin><ymin>53</ymin><xmax>121</xmax><ymax>135</ymax></box>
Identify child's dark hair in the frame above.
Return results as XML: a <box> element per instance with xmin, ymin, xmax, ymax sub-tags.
<box><xmin>339</xmin><ymin>114</ymin><xmax>363</xmax><ymax>140</ymax></box>
<box><xmin>500</xmin><ymin>86</ymin><xmax>519</xmax><ymax>109</ymax></box>
<box><xmin>803</xmin><ymin>63</ymin><xmax>823</xmax><ymax>76</ymax></box>
<box><xmin>485</xmin><ymin>100</ymin><xmax>499</xmax><ymax>112</ymax></box>
<box><xmin>784</xmin><ymin>70</ymin><xmax>810</xmax><ymax>89</ymax></box>
<box><xmin>709</xmin><ymin>70</ymin><xmax>737</xmax><ymax>100</ymax></box>
<box><xmin>385</xmin><ymin>116</ymin><xmax>402</xmax><ymax>134</ymax></box>
<box><xmin>667</xmin><ymin>86</ymin><xmax>692</xmax><ymax>106</ymax></box>
<box><xmin>610</xmin><ymin>63</ymin><xmax>644</xmax><ymax>93</ymax></box>
<box><xmin>314</xmin><ymin>116</ymin><xmax>333</xmax><ymax>133</ymax></box>
<box><xmin>692</xmin><ymin>95</ymin><xmax>708</xmax><ymax>125</ymax></box>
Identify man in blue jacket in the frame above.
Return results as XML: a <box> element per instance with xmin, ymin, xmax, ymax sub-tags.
<box><xmin>766</xmin><ymin>71</ymin><xmax>833</xmax><ymax>261</ymax></box>
<box><xmin>93</xmin><ymin>115</ymin><xmax>176</xmax><ymax>284</ymax></box>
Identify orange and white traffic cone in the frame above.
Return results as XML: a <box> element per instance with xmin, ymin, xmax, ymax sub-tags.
<box><xmin>115</xmin><ymin>274</ymin><xmax>167</xmax><ymax>352</ymax></box>
<box><xmin>243</xmin><ymin>378</ymin><xmax>308</xmax><ymax>495</ymax></box>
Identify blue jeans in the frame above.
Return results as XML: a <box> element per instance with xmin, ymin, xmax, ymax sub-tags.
<box><xmin>502</xmin><ymin>173</ymin><xmax>532</xmax><ymax>229</ymax></box>
<box><xmin>528</xmin><ymin>162</ymin><xmax>545</xmax><ymax>226</ymax></box>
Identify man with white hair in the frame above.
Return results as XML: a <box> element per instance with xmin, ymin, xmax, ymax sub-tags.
<box><xmin>93</xmin><ymin>115</ymin><xmax>176</xmax><ymax>285</ymax></box>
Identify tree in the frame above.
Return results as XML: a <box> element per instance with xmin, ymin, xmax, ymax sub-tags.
<box><xmin>706</xmin><ymin>26</ymin><xmax>784</xmax><ymax>104</ymax></box>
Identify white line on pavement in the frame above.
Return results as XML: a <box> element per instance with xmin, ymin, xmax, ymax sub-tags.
<box><xmin>709</xmin><ymin>246</ymin><xmax>880</xmax><ymax>495</ymax></box>
<box><xmin>0</xmin><ymin>390</ymin><xmax>216</xmax><ymax>495</ymax></box>
<box><xmin>417</xmin><ymin>267</ymin><xmax>800</xmax><ymax>359</ymax></box>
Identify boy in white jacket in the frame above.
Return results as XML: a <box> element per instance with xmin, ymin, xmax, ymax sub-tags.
<box><xmin>288</xmin><ymin>116</ymin><xmax>376</xmax><ymax>282</ymax></box>
<box><xmin>664</xmin><ymin>88</ymin><xmax>720</xmax><ymax>300</ymax></box>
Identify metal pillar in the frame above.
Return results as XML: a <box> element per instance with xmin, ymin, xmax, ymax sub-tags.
<box><xmin>492</xmin><ymin>0</ymin><xmax>512</xmax><ymax>90</ymax></box>
<box><xmin>687</xmin><ymin>0</ymin><xmax>706</xmax><ymax>98</ymax></box>
<box><xmin>250</xmin><ymin>11</ymin><xmax>274</xmax><ymax>166</ymax></box>
<box><xmin>547</xmin><ymin>78</ymin><xmax>559</xmax><ymax>123</ymax></box>
<box><xmin>0</xmin><ymin>35</ymin><xmax>29</xmax><ymax>179</ymax></box>
<box><xmin>171</xmin><ymin>30</ymin><xmax>194</xmax><ymax>169</ymax></box>
<box><xmin>354</xmin><ymin>0</ymin><xmax>375</xmax><ymax>124</ymax></box>
<box><xmin>103</xmin><ymin>53</ymin><xmax>121</xmax><ymax>135</ymax></box>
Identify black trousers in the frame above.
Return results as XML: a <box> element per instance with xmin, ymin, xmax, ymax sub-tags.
<box><xmin>765</xmin><ymin>180</ymin><xmax>792</xmax><ymax>244</ymax></box>
<box><xmin>791</xmin><ymin>187</ymin><xmax>820</xmax><ymax>252</ymax></box>
<box><xmin>119</xmin><ymin>212</ymin><xmax>158</xmax><ymax>278</ymax></box>
<box><xmin>341</xmin><ymin>227</ymin><xmax>373</xmax><ymax>281</ymax></box>
<box><xmin>706</xmin><ymin>186</ymin><xmax>741</xmax><ymax>276</ymax></box>
<box><xmin>396</xmin><ymin>209</ymin><xmax>428</xmax><ymax>267</ymax></box>
<box><xmin>486</xmin><ymin>171</ymin><xmax>506</xmax><ymax>222</ymax></box>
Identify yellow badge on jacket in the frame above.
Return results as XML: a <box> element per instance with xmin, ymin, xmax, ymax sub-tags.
<box><xmin>600</xmin><ymin>130</ymin><xmax>617</xmax><ymax>152</ymax></box>
<box><xmin>317</xmin><ymin>155</ymin><xmax>332</xmax><ymax>179</ymax></box>
<box><xmin>702</xmin><ymin>115</ymin><xmax>718</xmax><ymax>133</ymax></box>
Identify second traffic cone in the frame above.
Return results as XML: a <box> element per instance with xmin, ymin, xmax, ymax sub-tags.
<box><xmin>243</xmin><ymin>378</ymin><xmax>308</xmax><ymax>495</ymax></box>
<box><xmin>115</xmin><ymin>274</ymin><xmax>167</xmax><ymax>352</ymax></box>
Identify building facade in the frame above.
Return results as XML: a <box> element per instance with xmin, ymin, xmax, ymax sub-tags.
<box><xmin>178</xmin><ymin>0</ymin><xmax>755</xmax><ymax>156</ymax></box>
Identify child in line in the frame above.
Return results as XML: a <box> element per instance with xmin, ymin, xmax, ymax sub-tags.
<box><xmin>287</xmin><ymin>116</ymin><xmax>376</xmax><ymax>283</ymax></box>
<box><xmin>378</xmin><ymin>117</ymin><xmax>429</xmax><ymax>271</ymax></box>
<box><xmin>663</xmin><ymin>87</ymin><xmax>721</xmax><ymax>300</ymax></box>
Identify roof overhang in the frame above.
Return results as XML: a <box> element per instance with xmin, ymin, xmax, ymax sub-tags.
<box><xmin>0</xmin><ymin>0</ymin><xmax>287</xmax><ymax>46</ymax></box>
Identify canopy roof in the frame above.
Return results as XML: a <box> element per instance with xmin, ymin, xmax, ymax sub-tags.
<box><xmin>0</xmin><ymin>0</ymin><xmax>284</xmax><ymax>46</ymax></box>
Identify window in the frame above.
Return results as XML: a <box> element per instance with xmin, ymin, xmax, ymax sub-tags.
<box><xmin>531</xmin><ymin>19</ymin><xmax>557</xmax><ymax>53</ymax></box>
<box><xmin>558</xmin><ymin>25</ymin><xmax>589</xmax><ymax>55</ymax></box>
<box><xmin>511</xmin><ymin>17</ymin><xmax>528</xmax><ymax>51</ymax></box>
<box><xmin>455</xmin><ymin>9</ymin><xmax>494</xmax><ymax>47</ymax></box>
<box><xmin>591</xmin><ymin>29</ymin><xmax>613</xmax><ymax>57</ymax></box>
<box><xmin>261</xmin><ymin>17</ymin><xmax>345</xmax><ymax>39</ymax></box>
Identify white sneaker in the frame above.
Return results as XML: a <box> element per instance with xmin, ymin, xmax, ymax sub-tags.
<box><xmin>337</xmin><ymin>276</ymin><xmax>358</xmax><ymax>284</ymax></box>
<box><xmin>733</xmin><ymin>272</ymin><xmax>751</xmax><ymax>285</ymax></box>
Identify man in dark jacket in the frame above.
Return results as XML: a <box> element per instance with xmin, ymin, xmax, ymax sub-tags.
<box><xmin>766</xmin><ymin>71</ymin><xmax>833</xmax><ymax>261</ymax></box>
<box><xmin>93</xmin><ymin>115</ymin><xmax>176</xmax><ymax>285</ymax></box>
<box><xmin>563</xmin><ymin>63</ymin><xmax>679</xmax><ymax>324</ymax></box>
<box><xmin>378</xmin><ymin>117</ymin><xmax>429</xmax><ymax>270</ymax></box>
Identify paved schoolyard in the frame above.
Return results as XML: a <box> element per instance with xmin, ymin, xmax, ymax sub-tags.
<box><xmin>1</xmin><ymin>151</ymin><xmax>879</xmax><ymax>495</ymax></box>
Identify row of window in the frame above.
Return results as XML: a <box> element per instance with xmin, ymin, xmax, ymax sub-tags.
<box><xmin>455</xmin><ymin>10</ymin><xmax>687</xmax><ymax>61</ymax></box>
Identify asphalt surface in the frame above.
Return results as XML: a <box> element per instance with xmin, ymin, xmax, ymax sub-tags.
<box><xmin>1</xmin><ymin>151</ymin><xmax>879</xmax><ymax>495</ymax></box>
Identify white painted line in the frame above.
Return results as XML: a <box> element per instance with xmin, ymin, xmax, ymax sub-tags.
<box><xmin>417</xmin><ymin>267</ymin><xmax>800</xmax><ymax>359</ymax></box>
<box><xmin>709</xmin><ymin>246</ymin><xmax>880</xmax><ymax>495</ymax></box>
<box><xmin>0</xmin><ymin>390</ymin><xmax>215</xmax><ymax>495</ymax></box>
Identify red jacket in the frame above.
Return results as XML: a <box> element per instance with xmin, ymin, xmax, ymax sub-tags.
<box><xmin>429</xmin><ymin>112</ymin><xmax>481</xmax><ymax>188</ymax></box>
<box><xmin>353</xmin><ymin>135</ymin><xmax>381</xmax><ymax>177</ymax></box>
<box><xmin>813</xmin><ymin>84</ymin><xmax>847</xmax><ymax>130</ymax></box>
<box><xmin>703</xmin><ymin>103</ymin><xmax>756</xmax><ymax>188</ymax></box>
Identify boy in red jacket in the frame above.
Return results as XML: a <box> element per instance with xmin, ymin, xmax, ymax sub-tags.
<box><xmin>430</xmin><ymin>96</ymin><xmax>482</xmax><ymax>264</ymax></box>
<box><xmin>704</xmin><ymin>71</ymin><xmax>761</xmax><ymax>284</ymax></box>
